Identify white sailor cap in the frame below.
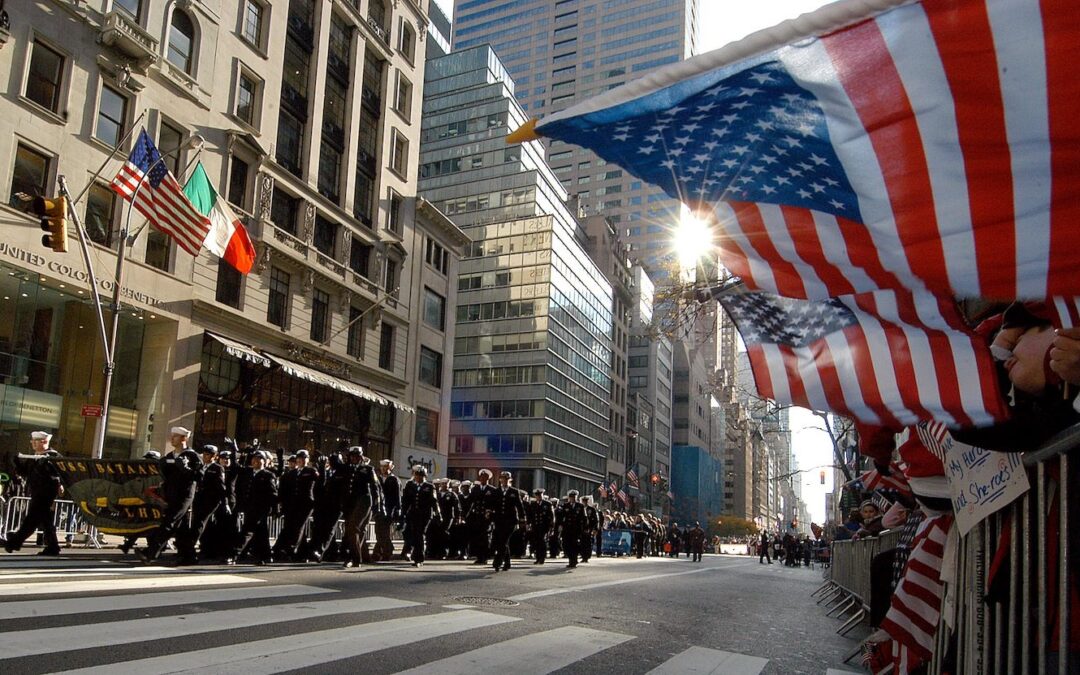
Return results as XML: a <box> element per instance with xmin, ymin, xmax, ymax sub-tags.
<box><xmin>30</xmin><ymin>431</ymin><xmax>52</xmax><ymax>441</ymax></box>
<box><xmin>412</xmin><ymin>464</ymin><xmax>428</xmax><ymax>476</ymax></box>
<box><xmin>379</xmin><ymin>459</ymin><xmax>393</xmax><ymax>466</ymax></box>
<box><xmin>169</xmin><ymin>426</ymin><xmax>192</xmax><ymax>437</ymax></box>
<box><xmin>478</xmin><ymin>469</ymin><xmax>493</xmax><ymax>478</ymax></box>
<box><xmin>434</xmin><ymin>477</ymin><xmax>449</xmax><ymax>484</ymax></box>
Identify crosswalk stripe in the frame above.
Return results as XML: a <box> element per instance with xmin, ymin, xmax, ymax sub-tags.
<box><xmin>4</xmin><ymin>596</ymin><xmax>421</xmax><ymax>658</ymax></box>
<box><xmin>0</xmin><ymin>559</ymin><xmax>124</xmax><ymax>568</ymax></box>
<box><xmin>0</xmin><ymin>584</ymin><xmax>335</xmax><ymax>621</ymax></box>
<box><xmin>393</xmin><ymin>625</ymin><xmax>634</xmax><ymax>675</ymax></box>
<box><xmin>0</xmin><ymin>574</ymin><xmax>262</xmax><ymax>597</ymax></box>
<box><xmin>0</xmin><ymin>567</ymin><xmax>175</xmax><ymax>579</ymax></box>
<box><xmin>52</xmin><ymin>609</ymin><xmax>519</xmax><ymax>675</ymax></box>
<box><xmin>647</xmin><ymin>646</ymin><xmax>769</xmax><ymax>674</ymax></box>
<box><xmin>507</xmin><ymin>565</ymin><xmax>731</xmax><ymax>602</ymax></box>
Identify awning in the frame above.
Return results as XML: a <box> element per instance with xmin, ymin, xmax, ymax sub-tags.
<box><xmin>373</xmin><ymin>389</ymin><xmax>415</xmax><ymax>415</ymax></box>
<box><xmin>265</xmin><ymin>354</ymin><xmax>413</xmax><ymax>413</ymax></box>
<box><xmin>208</xmin><ymin>333</ymin><xmax>272</xmax><ymax>368</ymax></box>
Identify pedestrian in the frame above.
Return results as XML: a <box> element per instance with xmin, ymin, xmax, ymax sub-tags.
<box><xmin>466</xmin><ymin>469</ymin><xmax>497</xmax><ymax>565</ymax></box>
<box><xmin>688</xmin><ymin>522</ymin><xmax>706</xmax><ymax>562</ymax></box>
<box><xmin>632</xmin><ymin>515</ymin><xmax>648</xmax><ymax>558</ymax></box>
<box><xmin>429</xmin><ymin>478</ymin><xmax>460</xmax><ymax>560</ymax></box>
<box><xmin>759</xmin><ymin>531</ymin><xmax>772</xmax><ymax>564</ymax></box>
<box><xmin>272</xmin><ymin>449</ymin><xmax>318</xmax><ymax>561</ymax></box>
<box><xmin>374</xmin><ymin>459</ymin><xmax>400</xmax><ymax>561</ymax></box>
<box><xmin>304</xmin><ymin>452</ymin><xmax>346</xmax><ymax>563</ymax></box>
<box><xmin>489</xmin><ymin>471</ymin><xmax>526</xmax><ymax>572</ymax></box>
<box><xmin>227</xmin><ymin>450</ymin><xmax>278</xmax><ymax>565</ymax></box>
<box><xmin>547</xmin><ymin>496</ymin><xmax>563</xmax><ymax>559</ymax></box>
<box><xmin>448</xmin><ymin>480</ymin><xmax>470</xmax><ymax>560</ymax></box>
<box><xmin>580</xmin><ymin>496</ymin><xmax>599</xmax><ymax>563</ymax></box>
<box><xmin>402</xmin><ymin>465</ymin><xmax>439</xmax><ymax>567</ymax></box>
<box><xmin>175</xmin><ymin>444</ymin><xmax>226</xmax><ymax>565</ymax></box>
<box><xmin>200</xmin><ymin>448</ymin><xmax>238</xmax><ymax>560</ymax></box>
<box><xmin>526</xmin><ymin>488</ymin><xmax>554</xmax><ymax>564</ymax></box>
<box><xmin>2</xmin><ymin>431</ymin><xmax>62</xmax><ymax>555</ymax></box>
<box><xmin>340</xmin><ymin>446</ymin><xmax>382</xmax><ymax>568</ymax></box>
<box><xmin>559</xmin><ymin>490</ymin><xmax>588</xmax><ymax>569</ymax></box>
<box><xmin>139</xmin><ymin>427</ymin><xmax>201</xmax><ymax>563</ymax></box>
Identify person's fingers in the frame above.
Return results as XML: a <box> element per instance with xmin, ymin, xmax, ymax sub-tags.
<box><xmin>1055</xmin><ymin>327</ymin><xmax>1080</xmax><ymax>339</ymax></box>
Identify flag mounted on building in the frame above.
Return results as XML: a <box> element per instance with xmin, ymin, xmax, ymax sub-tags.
<box><xmin>617</xmin><ymin>487</ymin><xmax>629</xmax><ymax>505</ymax></box>
<box><xmin>183</xmin><ymin>162</ymin><xmax>256</xmax><ymax>274</ymax></box>
<box><xmin>110</xmin><ymin>129</ymin><xmax>210</xmax><ymax>256</ymax></box>
<box><xmin>626</xmin><ymin>468</ymin><xmax>640</xmax><ymax>489</ymax></box>
<box><xmin>511</xmin><ymin>0</ymin><xmax>1080</xmax><ymax>302</ymax></box>
<box><xmin>717</xmin><ymin>288</ymin><xmax>1009</xmax><ymax>428</ymax></box>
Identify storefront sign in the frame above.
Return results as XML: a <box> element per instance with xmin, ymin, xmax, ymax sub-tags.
<box><xmin>81</xmin><ymin>404</ymin><xmax>103</xmax><ymax>418</ymax></box>
<box><xmin>397</xmin><ymin>447</ymin><xmax>443</xmax><ymax>477</ymax></box>
<box><xmin>45</xmin><ymin>456</ymin><xmax>165</xmax><ymax>534</ymax></box>
<box><xmin>0</xmin><ymin>384</ymin><xmax>62</xmax><ymax>427</ymax></box>
<box><xmin>0</xmin><ymin>243</ymin><xmax>164</xmax><ymax>308</ymax></box>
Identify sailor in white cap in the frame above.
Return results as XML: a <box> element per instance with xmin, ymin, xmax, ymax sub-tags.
<box><xmin>2</xmin><ymin>432</ymin><xmax>62</xmax><ymax>555</ymax></box>
<box><xmin>168</xmin><ymin>426</ymin><xmax>192</xmax><ymax>452</ymax></box>
<box><xmin>465</xmin><ymin>469</ymin><xmax>498</xmax><ymax>565</ymax></box>
<box><xmin>374</xmin><ymin>458</ymin><xmax>401</xmax><ymax>562</ymax></box>
<box><xmin>402</xmin><ymin>464</ymin><xmax>439</xmax><ymax>567</ymax></box>
<box><xmin>138</xmin><ymin>427</ymin><xmax>202</xmax><ymax>563</ymax></box>
<box><xmin>489</xmin><ymin>471</ymin><xmax>526</xmax><ymax>572</ymax></box>
<box><xmin>560</xmin><ymin>490</ymin><xmax>589</xmax><ymax>568</ymax></box>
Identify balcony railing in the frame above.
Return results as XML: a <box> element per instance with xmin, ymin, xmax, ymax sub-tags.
<box><xmin>367</xmin><ymin>17</ymin><xmax>389</xmax><ymax>44</ymax></box>
<box><xmin>99</xmin><ymin>10</ymin><xmax>159</xmax><ymax>69</ymax></box>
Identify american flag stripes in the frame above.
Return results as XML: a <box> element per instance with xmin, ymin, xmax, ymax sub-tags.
<box><xmin>718</xmin><ymin>289</ymin><xmax>1008</xmax><ymax>428</ymax></box>
<box><xmin>111</xmin><ymin>130</ymin><xmax>210</xmax><ymax>256</ymax></box>
<box><xmin>616</xmin><ymin>487</ymin><xmax>629</xmax><ymax>506</ymax></box>
<box><xmin>913</xmin><ymin>421</ymin><xmax>949</xmax><ymax>463</ymax></box>
<box><xmin>879</xmin><ymin>513</ymin><xmax>953</xmax><ymax>672</ymax></box>
<box><xmin>526</xmin><ymin>0</ymin><xmax>1080</xmax><ymax>302</ymax></box>
<box><xmin>625</xmin><ymin>468</ymin><xmax>639</xmax><ymax>488</ymax></box>
<box><xmin>854</xmin><ymin>462</ymin><xmax>912</xmax><ymax>497</ymax></box>
<box><xmin>1051</xmin><ymin>297</ymin><xmax>1080</xmax><ymax>329</ymax></box>
<box><xmin>598</xmin><ymin>484</ymin><xmax>608</xmax><ymax>499</ymax></box>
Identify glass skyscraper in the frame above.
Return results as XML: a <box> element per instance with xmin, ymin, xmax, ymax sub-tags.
<box><xmin>420</xmin><ymin>45</ymin><xmax>614</xmax><ymax>495</ymax></box>
<box><xmin>452</xmin><ymin>0</ymin><xmax>700</xmax><ymax>276</ymax></box>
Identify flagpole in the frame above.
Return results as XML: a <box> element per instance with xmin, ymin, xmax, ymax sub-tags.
<box><xmin>92</xmin><ymin>135</ymin><xmax>204</xmax><ymax>460</ymax></box>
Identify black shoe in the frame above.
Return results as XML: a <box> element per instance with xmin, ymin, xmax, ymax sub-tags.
<box><xmin>502</xmin><ymin>565</ymin><xmax>510</xmax><ymax>571</ymax></box>
<box><xmin>3</xmin><ymin>539</ymin><xmax>16</xmax><ymax>554</ymax></box>
<box><xmin>38</xmin><ymin>549</ymin><xmax>61</xmax><ymax>556</ymax></box>
<box><xmin>136</xmin><ymin>548</ymin><xmax>152</xmax><ymax>564</ymax></box>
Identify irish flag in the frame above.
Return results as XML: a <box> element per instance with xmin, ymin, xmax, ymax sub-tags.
<box><xmin>183</xmin><ymin>162</ymin><xmax>256</xmax><ymax>274</ymax></box>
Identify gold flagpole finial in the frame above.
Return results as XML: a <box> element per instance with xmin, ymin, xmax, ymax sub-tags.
<box><xmin>506</xmin><ymin>118</ymin><xmax>541</xmax><ymax>144</ymax></box>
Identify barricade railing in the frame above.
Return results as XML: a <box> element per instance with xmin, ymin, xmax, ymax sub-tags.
<box><xmin>1</xmin><ymin>496</ymin><xmax>103</xmax><ymax>548</ymax></box>
<box><xmin>818</xmin><ymin>529</ymin><xmax>902</xmax><ymax>636</ymax></box>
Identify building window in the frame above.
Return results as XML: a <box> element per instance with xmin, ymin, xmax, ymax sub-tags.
<box><xmin>415</xmin><ymin>407</ymin><xmax>438</xmax><ymax>448</ymax></box>
<box><xmin>9</xmin><ymin>144</ymin><xmax>51</xmax><ymax>212</ymax></box>
<box><xmin>215</xmin><ymin>259</ymin><xmax>242</xmax><ymax>308</ymax></box>
<box><xmin>25</xmin><ymin>40</ymin><xmax>64</xmax><ymax>113</ymax></box>
<box><xmin>353</xmin><ymin>169</ymin><xmax>374</xmax><ymax>226</ymax></box>
<box><xmin>419</xmin><ymin>347</ymin><xmax>442</xmax><ymax>388</ymax></box>
<box><xmin>95</xmin><ymin>84</ymin><xmax>128</xmax><ymax>147</ymax></box>
<box><xmin>235</xmin><ymin>70</ymin><xmax>260</xmax><ymax>127</ymax></box>
<box><xmin>423</xmin><ymin>287</ymin><xmax>445</xmax><ymax>330</ymax></box>
<box><xmin>425</xmin><ymin>238</ymin><xmax>449</xmax><ymax>275</ymax></box>
<box><xmin>85</xmin><ymin>182</ymin><xmax>117</xmax><ymax>247</ymax></box>
<box><xmin>398</xmin><ymin>19</ymin><xmax>415</xmax><ymax>61</ymax></box>
<box><xmin>144</xmin><ymin>229</ymin><xmax>171</xmax><ymax>271</ymax></box>
<box><xmin>158</xmin><ymin>121</ymin><xmax>185</xmax><ymax>175</ymax></box>
<box><xmin>114</xmin><ymin>0</ymin><xmax>142</xmax><ymax>19</ymax></box>
<box><xmin>384</xmin><ymin>257</ymin><xmax>399</xmax><ymax>293</ymax></box>
<box><xmin>389</xmin><ymin>131</ymin><xmax>408</xmax><ymax>176</ymax></box>
<box><xmin>267</xmin><ymin>267</ymin><xmax>290</xmax><ymax>328</ymax></box>
<box><xmin>310</xmin><ymin>288</ymin><xmax>329</xmax><ymax>342</ymax></box>
<box><xmin>167</xmin><ymin>9</ymin><xmax>196</xmax><ymax>75</ymax></box>
<box><xmin>387</xmin><ymin>192</ymin><xmax>403</xmax><ymax>234</ymax></box>
<box><xmin>228</xmin><ymin>156</ymin><xmax>250</xmax><ymax>209</ymax></box>
<box><xmin>393</xmin><ymin>72</ymin><xmax>412</xmax><ymax>119</ymax></box>
<box><xmin>318</xmin><ymin>144</ymin><xmax>341</xmax><ymax>203</ymax></box>
<box><xmin>378</xmin><ymin>323</ymin><xmax>394</xmax><ymax>370</ymax></box>
<box><xmin>313</xmin><ymin>216</ymin><xmax>337</xmax><ymax>257</ymax></box>
<box><xmin>347</xmin><ymin>306</ymin><xmax>364</xmax><ymax>358</ymax></box>
<box><xmin>241</xmin><ymin>0</ymin><xmax>264</xmax><ymax>48</ymax></box>
<box><xmin>276</xmin><ymin>109</ymin><xmax>304</xmax><ymax>177</ymax></box>
<box><xmin>271</xmin><ymin>187</ymin><xmax>299</xmax><ymax>235</ymax></box>
<box><xmin>350</xmin><ymin>238</ymin><xmax>371</xmax><ymax>277</ymax></box>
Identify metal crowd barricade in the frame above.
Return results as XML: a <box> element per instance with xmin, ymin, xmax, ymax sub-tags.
<box><xmin>1</xmin><ymin>496</ymin><xmax>102</xmax><ymax>549</ymax></box>
<box><xmin>815</xmin><ymin>529</ymin><xmax>902</xmax><ymax>637</ymax></box>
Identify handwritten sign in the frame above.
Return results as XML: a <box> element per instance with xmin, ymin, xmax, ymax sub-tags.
<box><xmin>943</xmin><ymin>436</ymin><xmax>1029</xmax><ymax>536</ymax></box>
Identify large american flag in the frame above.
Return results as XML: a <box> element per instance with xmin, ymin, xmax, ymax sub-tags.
<box><xmin>718</xmin><ymin>289</ymin><xmax>1007</xmax><ymax>427</ymax></box>
<box><xmin>625</xmin><ymin>468</ymin><xmax>639</xmax><ymax>488</ymax></box>
<box><xmin>528</xmin><ymin>0</ymin><xmax>1080</xmax><ymax>302</ymax></box>
<box><xmin>111</xmin><ymin>130</ymin><xmax>210</xmax><ymax>256</ymax></box>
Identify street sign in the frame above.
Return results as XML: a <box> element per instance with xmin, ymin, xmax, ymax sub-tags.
<box><xmin>81</xmin><ymin>404</ymin><xmax>103</xmax><ymax>418</ymax></box>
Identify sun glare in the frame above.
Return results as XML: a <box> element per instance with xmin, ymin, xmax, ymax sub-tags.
<box><xmin>673</xmin><ymin>211</ymin><xmax>714</xmax><ymax>277</ymax></box>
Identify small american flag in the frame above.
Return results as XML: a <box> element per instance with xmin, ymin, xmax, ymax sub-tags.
<box><xmin>718</xmin><ymin>289</ymin><xmax>1007</xmax><ymax>428</ymax></box>
<box><xmin>853</xmin><ymin>462</ymin><xmax>912</xmax><ymax>497</ymax></box>
<box><xmin>914</xmin><ymin>421</ymin><xmax>949</xmax><ymax>463</ymax></box>
<box><xmin>527</xmin><ymin>0</ymin><xmax>1080</xmax><ymax>302</ymax></box>
<box><xmin>598</xmin><ymin>484</ymin><xmax>608</xmax><ymax>498</ymax></box>
<box><xmin>626</xmin><ymin>468</ymin><xmax>639</xmax><ymax>488</ymax></box>
<box><xmin>617</xmin><ymin>488</ymin><xmax>629</xmax><ymax>506</ymax></box>
<box><xmin>880</xmin><ymin>513</ymin><xmax>953</xmax><ymax>672</ymax></box>
<box><xmin>111</xmin><ymin>130</ymin><xmax>210</xmax><ymax>256</ymax></box>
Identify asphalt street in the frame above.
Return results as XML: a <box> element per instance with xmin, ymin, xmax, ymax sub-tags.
<box><xmin>0</xmin><ymin>549</ymin><xmax>862</xmax><ymax>674</ymax></box>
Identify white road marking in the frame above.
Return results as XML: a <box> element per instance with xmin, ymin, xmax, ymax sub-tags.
<box><xmin>0</xmin><ymin>584</ymin><xmax>335</xmax><ymax>620</ymax></box>
<box><xmin>647</xmin><ymin>646</ymin><xmax>769</xmax><ymax>674</ymax></box>
<box><xmin>0</xmin><ymin>573</ymin><xmax>263</xmax><ymax>597</ymax></box>
<box><xmin>507</xmin><ymin>563</ymin><xmax>751</xmax><ymax>602</ymax></box>
<box><xmin>394</xmin><ymin>625</ymin><xmax>633</xmax><ymax>675</ymax></box>
<box><xmin>0</xmin><ymin>567</ymin><xmax>175</xmax><ymax>578</ymax></box>
<box><xmin>5</xmin><ymin>596</ymin><xmax>420</xmax><ymax>658</ymax></box>
<box><xmin>52</xmin><ymin>609</ymin><xmax>518</xmax><ymax>675</ymax></box>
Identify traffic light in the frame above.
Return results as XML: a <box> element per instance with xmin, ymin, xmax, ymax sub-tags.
<box><xmin>651</xmin><ymin>473</ymin><xmax>660</xmax><ymax>485</ymax></box>
<box><xmin>33</xmin><ymin>196</ymin><xmax>68</xmax><ymax>253</ymax></box>
<box><xmin>820</xmin><ymin>470</ymin><xmax>826</xmax><ymax>485</ymax></box>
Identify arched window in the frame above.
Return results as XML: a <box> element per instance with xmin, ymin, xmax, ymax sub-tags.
<box><xmin>167</xmin><ymin>9</ymin><xmax>195</xmax><ymax>74</ymax></box>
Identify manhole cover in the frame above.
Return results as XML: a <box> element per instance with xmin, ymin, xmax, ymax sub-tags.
<box><xmin>453</xmin><ymin>596</ymin><xmax>520</xmax><ymax>607</ymax></box>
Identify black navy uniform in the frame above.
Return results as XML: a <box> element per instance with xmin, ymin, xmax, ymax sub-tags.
<box><xmin>143</xmin><ymin>448</ymin><xmax>203</xmax><ymax>561</ymax></box>
<box><xmin>4</xmin><ymin>452</ymin><xmax>62</xmax><ymax>554</ymax></box>
<box><xmin>176</xmin><ymin>460</ymin><xmax>226</xmax><ymax>563</ymax></box>
<box><xmin>273</xmin><ymin>464</ymin><xmax>318</xmax><ymax>559</ymax></box>
<box><xmin>527</xmin><ymin>498</ymin><xmax>555</xmax><ymax>564</ymax></box>
<box><xmin>466</xmin><ymin>482</ymin><xmax>497</xmax><ymax>563</ymax></box>
<box><xmin>490</xmin><ymin>486</ymin><xmax>526</xmax><ymax>571</ymax></box>
<box><xmin>340</xmin><ymin>461</ymin><xmax>382</xmax><ymax>567</ymax></box>
<box><xmin>402</xmin><ymin>481</ymin><xmax>440</xmax><ymax>565</ymax></box>
<box><xmin>559</xmin><ymin>501</ymin><xmax>589</xmax><ymax>568</ymax></box>
<box><xmin>230</xmin><ymin>466</ymin><xmax>278</xmax><ymax>564</ymax></box>
<box><xmin>375</xmin><ymin>471</ymin><xmax>401</xmax><ymax>561</ymax></box>
<box><xmin>429</xmin><ymin>489</ymin><xmax>460</xmax><ymax>559</ymax></box>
